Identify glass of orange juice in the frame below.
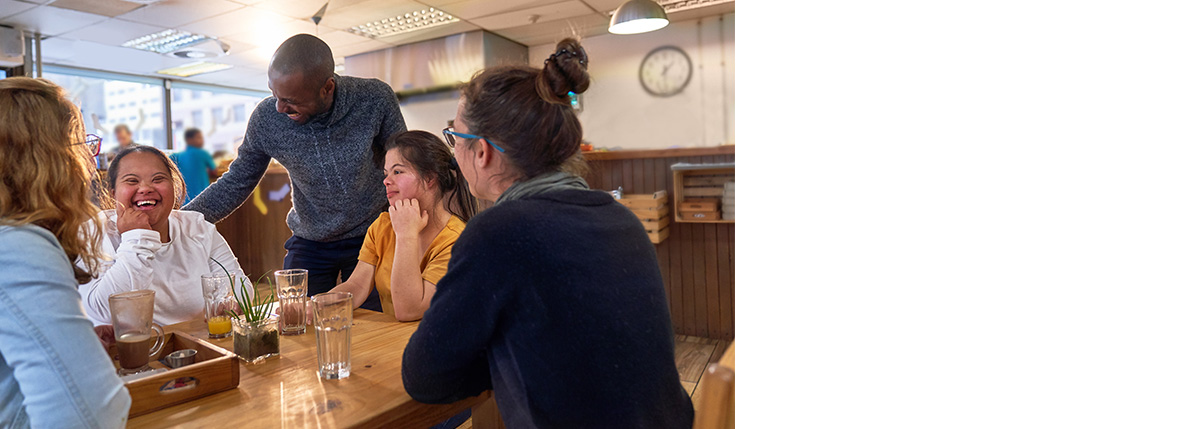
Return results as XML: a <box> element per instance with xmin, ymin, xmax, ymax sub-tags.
<box><xmin>201</xmin><ymin>273</ymin><xmax>235</xmax><ymax>339</ymax></box>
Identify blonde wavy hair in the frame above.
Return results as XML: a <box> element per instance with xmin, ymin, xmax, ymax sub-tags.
<box><xmin>0</xmin><ymin>77</ymin><xmax>103</xmax><ymax>283</ymax></box>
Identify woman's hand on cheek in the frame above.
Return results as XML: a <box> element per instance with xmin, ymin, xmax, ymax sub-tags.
<box><xmin>115</xmin><ymin>202</ymin><xmax>153</xmax><ymax>235</ymax></box>
<box><xmin>389</xmin><ymin>198</ymin><xmax>427</xmax><ymax>239</ymax></box>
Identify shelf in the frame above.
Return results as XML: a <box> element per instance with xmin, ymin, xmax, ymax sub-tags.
<box><xmin>671</xmin><ymin>163</ymin><xmax>735</xmax><ymax>223</ymax></box>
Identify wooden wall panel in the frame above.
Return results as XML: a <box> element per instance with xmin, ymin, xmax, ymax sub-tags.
<box><xmin>584</xmin><ymin>149</ymin><xmax>735</xmax><ymax>340</ymax></box>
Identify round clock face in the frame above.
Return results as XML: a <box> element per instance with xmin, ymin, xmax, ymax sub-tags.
<box><xmin>640</xmin><ymin>46</ymin><xmax>692</xmax><ymax>97</ymax></box>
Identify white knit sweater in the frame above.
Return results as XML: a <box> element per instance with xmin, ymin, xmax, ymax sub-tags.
<box><xmin>77</xmin><ymin>210</ymin><xmax>244</xmax><ymax>326</ymax></box>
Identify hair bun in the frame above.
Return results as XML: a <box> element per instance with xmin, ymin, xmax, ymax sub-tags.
<box><xmin>537</xmin><ymin>38</ymin><xmax>590</xmax><ymax>105</ymax></box>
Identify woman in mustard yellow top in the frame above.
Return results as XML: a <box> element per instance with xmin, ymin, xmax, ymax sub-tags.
<box><xmin>328</xmin><ymin>130</ymin><xmax>476</xmax><ymax>321</ymax></box>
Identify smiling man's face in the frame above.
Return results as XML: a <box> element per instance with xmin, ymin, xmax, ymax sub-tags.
<box><xmin>267</xmin><ymin>70</ymin><xmax>334</xmax><ymax>125</ymax></box>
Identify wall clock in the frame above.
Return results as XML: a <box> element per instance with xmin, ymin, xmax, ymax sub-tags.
<box><xmin>639</xmin><ymin>45</ymin><xmax>692</xmax><ymax>97</ymax></box>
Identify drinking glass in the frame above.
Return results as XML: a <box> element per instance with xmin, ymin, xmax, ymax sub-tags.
<box><xmin>312</xmin><ymin>292</ymin><xmax>353</xmax><ymax>380</ymax></box>
<box><xmin>274</xmin><ymin>269</ymin><xmax>308</xmax><ymax>335</ymax></box>
<box><xmin>201</xmin><ymin>273</ymin><xmax>235</xmax><ymax>339</ymax></box>
<box><xmin>109</xmin><ymin>290</ymin><xmax>165</xmax><ymax>375</ymax></box>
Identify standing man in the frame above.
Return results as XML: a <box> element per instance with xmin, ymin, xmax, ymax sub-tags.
<box><xmin>169</xmin><ymin>128</ymin><xmax>218</xmax><ymax>205</ymax></box>
<box><xmin>183</xmin><ymin>34</ymin><xmax>404</xmax><ymax>311</ymax></box>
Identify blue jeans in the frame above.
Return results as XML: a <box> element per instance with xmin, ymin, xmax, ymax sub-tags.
<box><xmin>429</xmin><ymin>409</ymin><xmax>471</xmax><ymax>429</ymax></box>
<box><xmin>283</xmin><ymin>235</ymin><xmax>382</xmax><ymax>312</ymax></box>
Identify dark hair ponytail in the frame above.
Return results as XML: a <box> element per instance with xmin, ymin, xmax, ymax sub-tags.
<box><xmin>461</xmin><ymin>37</ymin><xmax>591</xmax><ymax>179</ymax></box>
<box><xmin>377</xmin><ymin>130</ymin><xmax>476</xmax><ymax>223</ymax></box>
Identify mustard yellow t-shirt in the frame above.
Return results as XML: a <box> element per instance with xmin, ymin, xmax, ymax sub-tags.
<box><xmin>358</xmin><ymin>213</ymin><xmax>465</xmax><ymax>320</ymax></box>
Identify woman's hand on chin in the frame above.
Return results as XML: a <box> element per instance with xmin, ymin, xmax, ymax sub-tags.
<box><xmin>389</xmin><ymin>198</ymin><xmax>428</xmax><ymax>240</ymax></box>
<box><xmin>114</xmin><ymin>202</ymin><xmax>153</xmax><ymax>234</ymax></box>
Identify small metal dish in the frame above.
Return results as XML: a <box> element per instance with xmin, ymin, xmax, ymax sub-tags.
<box><xmin>165</xmin><ymin>349</ymin><xmax>197</xmax><ymax>368</ymax></box>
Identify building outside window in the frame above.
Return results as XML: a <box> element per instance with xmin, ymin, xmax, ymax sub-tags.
<box><xmin>171</xmin><ymin>83</ymin><xmax>265</xmax><ymax>156</ymax></box>
<box><xmin>41</xmin><ymin>67</ymin><xmax>167</xmax><ymax>151</ymax></box>
<box><xmin>39</xmin><ymin>66</ymin><xmax>268</xmax><ymax>157</ymax></box>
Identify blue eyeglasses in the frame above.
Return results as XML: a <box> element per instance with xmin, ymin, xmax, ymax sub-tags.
<box><xmin>442</xmin><ymin>126</ymin><xmax>505</xmax><ymax>153</ymax></box>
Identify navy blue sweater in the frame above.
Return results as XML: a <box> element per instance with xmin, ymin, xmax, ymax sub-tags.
<box><xmin>402</xmin><ymin>188</ymin><xmax>693</xmax><ymax>428</ymax></box>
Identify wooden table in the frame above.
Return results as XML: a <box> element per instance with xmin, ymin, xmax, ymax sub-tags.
<box><xmin>127</xmin><ymin>309</ymin><xmax>499</xmax><ymax>428</ymax></box>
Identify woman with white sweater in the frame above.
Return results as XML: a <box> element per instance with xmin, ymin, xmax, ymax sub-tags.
<box><xmin>78</xmin><ymin>145</ymin><xmax>244</xmax><ymax>326</ymax></box>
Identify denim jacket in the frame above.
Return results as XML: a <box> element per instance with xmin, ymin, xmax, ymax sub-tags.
<box><xmin>0</xmin><ymin>224</ymin><xmax>130</xmax><ymax>428</ymax></box>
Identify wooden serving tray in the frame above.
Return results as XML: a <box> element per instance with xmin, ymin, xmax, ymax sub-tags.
<box><xmin>107</xmin><ymin>331</ymin><xmax>240</xmax><ymax>417</ymax></box>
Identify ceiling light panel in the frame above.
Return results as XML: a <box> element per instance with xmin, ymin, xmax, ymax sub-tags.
<box><xmin>155</xmin><ymin>61</ymin><xmax>233</xmax><ymax>77</ymax></box>
<box><xmin>347</xmin><ymin>7</ymin><xmax>459</xmax><ymax>38</ymax></box>
<box><xmin>123</xmin><ymin>29</ymin><xmax>218</xmax><ymax>54</ymax></box>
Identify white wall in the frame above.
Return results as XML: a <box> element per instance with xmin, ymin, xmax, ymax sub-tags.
<box><xmin>530</xmin><ymin>12</ymin><xmax>735</xmax><ymax>150</ymax></box>
<box><xmin>396</xmin><ymin>13</ymin><xmax>735</xmax><ymax>150</ymax></box>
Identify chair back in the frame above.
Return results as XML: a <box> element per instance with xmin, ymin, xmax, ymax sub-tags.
<box><xmin>693</xmin><ymin>341</ymin><xmax>735</xmax><ymax>429</ymax></box>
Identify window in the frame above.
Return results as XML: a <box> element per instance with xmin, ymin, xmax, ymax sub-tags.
<box><xmin>39</xmin><ymin>66</ymin><xmax>267</xmax><ymax>153</ymax></box>
<box><xmin>172</xmin><ymin>84</ymin><xmax>265</xmax><ymax>154</ymax></box>
<box><xmin>41</xmin><ymin>68</ymin><xmax>168</xmax><ymax>150</ymax></box>
<box><xmin>233</xmin><ymin>104</ymin><xmax>246</xmax><ymax>122</ymax></box>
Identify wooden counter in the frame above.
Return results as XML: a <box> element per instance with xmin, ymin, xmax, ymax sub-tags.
<box><xmin>582</xmin><ymin>146</ymin><xmax>735</xmax><ymax>340</ymax></box>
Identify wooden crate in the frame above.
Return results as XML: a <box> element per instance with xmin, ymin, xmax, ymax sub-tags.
<box><xmin>616</xmin><ymin>190</ymin><xmax>667</xmax><ymax>209</ymax></box>
<box><xmin>108</xmin><ymin>331</ymin><xmax>240</xmax><ymax>417</ymax></box>
<box><xmin>614</xmin><ymin>190</ymin><xmax>672</xmax><ymax>243</ymax></box>
<box><xmin>647</xmin><ymin>226</ymin><xmax>670</xmax><ymax>244</ymax></box>
<box><xmin>671</xmin><ymin>163</ymin><xmax>734</xmax><ymax>223</ymax></box>
<box><xmin>680</xmin><ymin>199</ymin><xmax>719</xmax><ymax>211</ymax></box>
<box><xmin>680</xmin><ymin>210</ymin><xmax>721</xmax><ymax>221</ymax></box>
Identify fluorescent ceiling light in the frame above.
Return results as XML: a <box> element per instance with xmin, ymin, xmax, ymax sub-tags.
<box><xmin>123</xmin><ymin>29</ymin><xmax>228</xmax><ymax>58</ymax></box>
<box><xmin>347</xmin><ymin>7</ymin><xmax>459</xmax><ymax>38</ymax></box>
<box><xmin>155</xmin><ymin>61</ymin><xmax>233</xmax><ymax>78</ymax></box>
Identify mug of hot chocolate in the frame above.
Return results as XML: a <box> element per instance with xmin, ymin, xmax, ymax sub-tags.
<box><xmin>108</xmin><ymin>289</ymin><xmax>165</xmax><ymax>375</ymax></box>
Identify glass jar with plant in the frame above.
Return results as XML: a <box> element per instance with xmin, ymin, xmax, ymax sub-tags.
<box><xmin>212</xmin><ymin>259</ymin><xmax>279</xmax><ymax>364</ymax></box>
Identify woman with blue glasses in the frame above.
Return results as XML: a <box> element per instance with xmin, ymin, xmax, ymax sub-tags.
<box><xmin>403</xmin><ymin>38</ymin><xmax>694</xmax><ymax>428</ymax></box>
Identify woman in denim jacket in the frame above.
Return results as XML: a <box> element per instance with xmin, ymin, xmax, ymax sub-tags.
<box><xmin>0</xmin><ymin>77</ymin><xmax>131</xmax><ymax>428</ymax></box>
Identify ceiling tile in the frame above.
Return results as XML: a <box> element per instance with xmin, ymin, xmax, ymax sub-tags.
<box><xmin>222</xmin><ymin>17</ymin><xmax>320</xmax><ymax>51</ymax></box>
<box><xmin>490</xmin><ymin>14</ymin><xmax>608</xmax><ymax>47</ymax></box>
<box><xmin>368</xmin><ymin>21</ymin><xmax>481</xmax><ymax>47</ymax></box>
<box><xmin>330</xmin><ymin>38</ymin><xmax>389</xmax><ymax>59</ymax></box>
<box><xmin>312</xmin><ymin>28</ymin><xmax>372</xmax><ymax>49</ymax></box>
<box><xmin>2</xmin><ymin>5</ymin><xmax>108</xmax><ymax>36</ymax></box>
<box><xmin>50</xmin><ymin>0</ymin><xmax>145</xmax><ymax>18</ymax></box>
<box><xmin>118</xmin><ymin>0</ymin><xmax>244</xmax><ymax>29</ymax></box>
<box><xmin>580</xmin><ymin>0</ymin><xmax>626</xmax><ymax>13</ymax></box>
<box><xmin>219</xmin><ymin>44</ymin><xmax>273</xmax><ymax>68</ymax></box>
<box><xmin>315</xmin><ymin>0</ymin><xmax>430</xmax><ymax>29</ymax></box>
<box><xmin>38</xmin><ymin>37</ymin><xmax>175</xmax><ymax>73</ymax></box>
<box><xmin>178</xmin><ymin>6</ymin><xmax>294</xmax><ymax>38</ymax></box>
<box><xmin>57</xmin><ymin>18</ymin><xmax>167</xmax><ymax>46</ymax></box>
<box><xmin>468</xmin><ymin>1</ymin><xmax>594</xmax><ymax>31</ymax></box>
<box><xmin>0</xmin><ymin>0</ymin><xmax>37</xmax><ymax>20</ymax></box>
<box><xmin>435</xmin><ymin>0</ymin><xmax>572</xmax><ymax>21</ymax></box>
<box><xmin>253</xmin><ymin>0</ymin><xmax>373</xmax><ymax>21</ymax></box>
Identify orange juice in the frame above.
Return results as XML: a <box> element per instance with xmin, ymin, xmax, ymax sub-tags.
<box><xmin>207</xmin><ymin>315</ymin><xmax>232</xmax><ymax>337</ymax></box>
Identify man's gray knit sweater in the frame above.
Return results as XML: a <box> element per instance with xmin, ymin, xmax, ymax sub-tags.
<box><xmin>183</xmin><ymin>75</ymin><xmax>406</xmax><ymax>242</ymax></box>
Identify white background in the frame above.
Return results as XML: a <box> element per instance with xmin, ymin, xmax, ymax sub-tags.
<box><xmin>743</xmin><ymin>1</ymin><xmax>1200</xmax><ymax>427</ymax></box>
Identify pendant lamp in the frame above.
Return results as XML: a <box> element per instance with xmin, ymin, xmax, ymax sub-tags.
<box><xmin>608</xmin><ymin>0</ymin><xmax>669</xmax><ymax>35</ymax></box>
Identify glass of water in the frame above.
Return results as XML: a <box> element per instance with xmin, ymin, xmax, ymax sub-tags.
<box><xmin>274</xmin><ymin>269</ymin><xmax>308</xmax><ymax>335</ymax></box>
<box><xmin>312</xmin><ymin>292</ymin><xmax>353</xmax><ymax>380</ymax></box>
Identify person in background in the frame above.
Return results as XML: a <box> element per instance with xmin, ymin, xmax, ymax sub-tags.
<box><xmin>326</xmin><ymin>130</ymin><xmax>475</xmax><ymax>319</ymax></box>
<box><xmin>401</xmin><ymin>39</ymin><xmax>694</xmax><ymax>427</ymax></box>
<box><xmin>79</xmin><ymin>145</ymin><xmax>244</xmax><ymax>326</ymax></box>
<box><xmin>183</xmin><ymin>33</ymin><xmax>405</xmax><ymax>310</ymax></box>
<box><xmin>0</xmin><ymin>77</ymin><xmax>131</xmax><ymax>428</ymax></box>
<box><xmin>170</xmin><ymin>128</ymin><xmax>218</xmax><ymax>205</ymax></box>
<box><xmin>113</xmin><ymin>123</ymin><xmax>136</xmax><ymax>151</ymax></box>
<box><xmin>100</xmin><ymin>123</ymin><xmax>138</xmax><ymax>167</ymax></box>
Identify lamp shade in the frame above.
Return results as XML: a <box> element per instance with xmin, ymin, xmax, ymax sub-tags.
<box><xmin>609</xmin><ymin>0</ymin><xmax>669</xmax><ymax>35</ymax></box>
